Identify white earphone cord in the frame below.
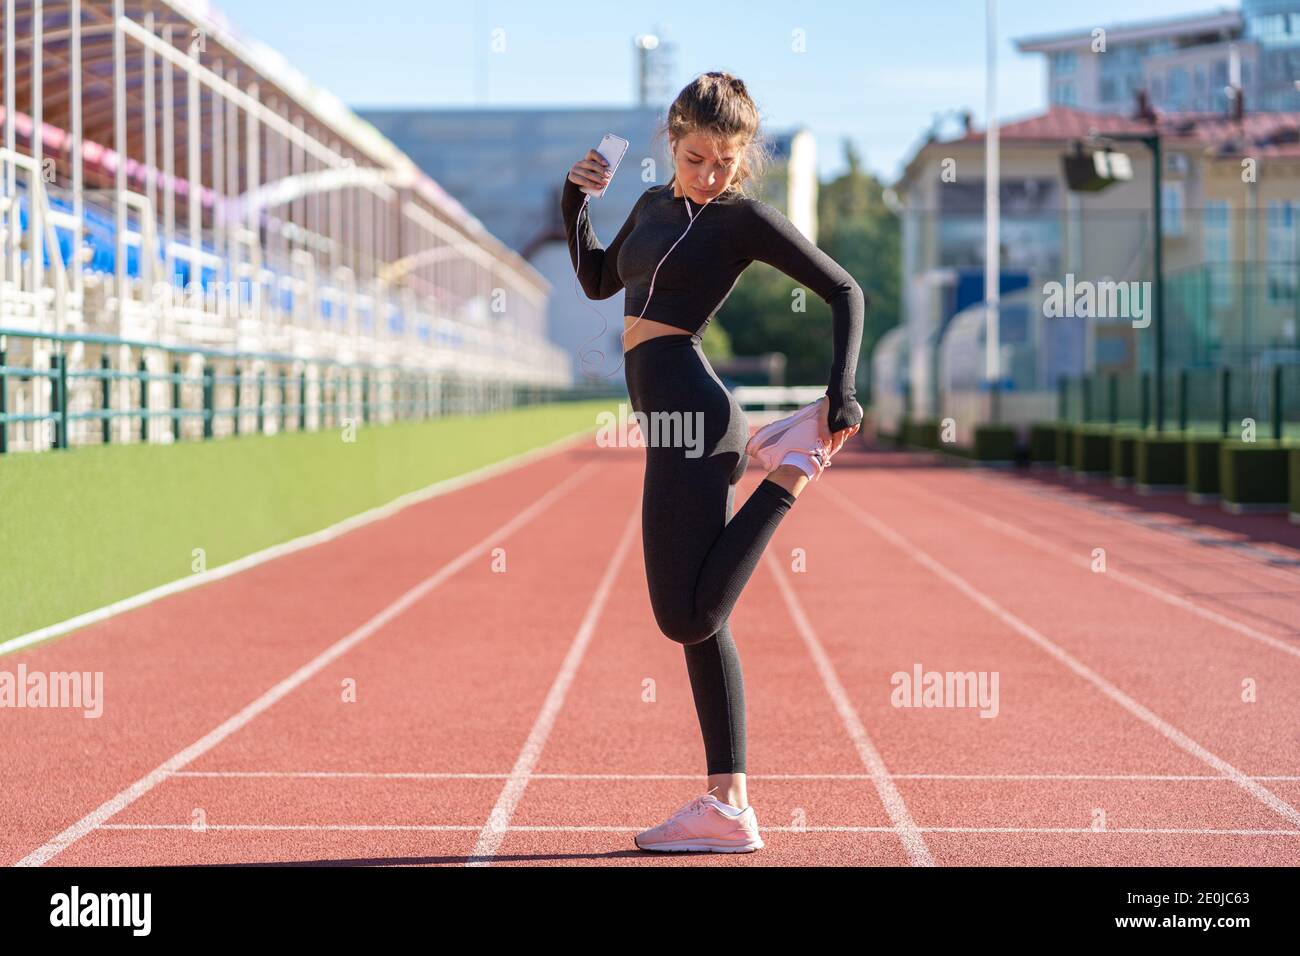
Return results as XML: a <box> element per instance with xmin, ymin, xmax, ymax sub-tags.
<box><xmin>573</xmin><ymin>187</ymin><xmax>710</xmax><ymax>378</ymax></box>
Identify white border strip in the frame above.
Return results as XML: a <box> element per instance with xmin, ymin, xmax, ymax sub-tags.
<box><xmin>0</xmin><ymin>425</ymin><xmax>594</xmax><ymax>657</ymax></box>
<box><xmin>92</xmin><ymin>823</ymin><xmax>1300</xmax><ymax>837</ymax></box>
<box><xmin>13</xmin><ymin>461</ymin><xmax>598</xmax><ymax>867</ymax></box>
<box><xmin>164</xmin><ymin>770</ymin><xmax>1300</xmax><ymax>782</ymax></box>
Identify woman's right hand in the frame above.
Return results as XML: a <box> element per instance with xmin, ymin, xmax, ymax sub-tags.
<box><xmin>568</xmin><ymin>148</ymin><xmax>612</xmax><ymax>193</ymax></box>
<box><xmin>815</xmin><ymin>396</ymin><xmax>862</xmax><ymax>455</ymax></box>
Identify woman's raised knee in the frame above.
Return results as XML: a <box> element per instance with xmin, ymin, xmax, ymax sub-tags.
<box><xmin>653</xmin><ymin>609</ymin><xmax>721</xmax><ymax>646</ymax></box>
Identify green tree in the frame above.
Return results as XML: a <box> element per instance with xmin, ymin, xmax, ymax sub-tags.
<box><xmin>700</xmin><ymin>317</ymin><xmax>733</xmax><ymax>360</ymax></box>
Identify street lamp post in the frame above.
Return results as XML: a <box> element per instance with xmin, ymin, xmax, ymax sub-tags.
<box><xmin>1151</xmin><ymin>134</ymin><xmax>1164</xmax><ymax>433</ymax></box>
<box><xmin>985</xmin><ymin>0</ymin><xmax>1001</xmax><ymax>421</ymax></box>
<box><xmin>1083</xmin><ymin>131</ymin><xmax>1165</xmax><ymax>432</ymax></box>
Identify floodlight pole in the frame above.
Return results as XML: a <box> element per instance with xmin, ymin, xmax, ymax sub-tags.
<box><xmin>1091</xmin><ymin>130</ymin><xmax>1164</xmax><ymax>432</ymax></box>
<box><xmin>985</xmin><ymin>0</ymin><xmax>1001</xmax><ymax>412</ymax></box>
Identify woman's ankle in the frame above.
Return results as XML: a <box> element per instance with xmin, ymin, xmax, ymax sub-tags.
<box><xmin>707</xmin><ymin>775</ymin><xmax>748</xmax><ymax>810</ymax></box>
<box><xmin>767</xmin><ymin>463</ymin><xmax>810</xmax><ymax>498</ymax></box>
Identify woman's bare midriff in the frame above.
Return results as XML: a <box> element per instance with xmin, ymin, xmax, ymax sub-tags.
<box><xmin>622</xmin><ymin>317</ymin><xmax>695</xmax><ymax>352</ymax></box>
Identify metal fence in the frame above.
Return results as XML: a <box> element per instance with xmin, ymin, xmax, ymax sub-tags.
<box><xmin>1057</xmin><ymin>360</ymin><xmax>1300</xmax><ymax>440</ymax></box>
<box><xmin>0</xmin><ymin>327</ymin><xmax>612</xmax><ymax>454</ymax></box>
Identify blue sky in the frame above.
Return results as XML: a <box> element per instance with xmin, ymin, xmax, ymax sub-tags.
<box><xmin>210</xmin><ymin>0</ymin><xmax>1228</xmax><ymax>184</ymax></box>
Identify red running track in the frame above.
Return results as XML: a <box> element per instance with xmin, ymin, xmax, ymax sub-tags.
<box><xmin>2</xmin><ymin>434</ymin><xmax>1299</xmax><ymax>866</ymax></box>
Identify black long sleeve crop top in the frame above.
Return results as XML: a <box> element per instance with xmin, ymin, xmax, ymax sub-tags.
<box><xmin>561</xmin><ymin>175</ymin><xmax>867</xmax><ymax>434</ymax></box>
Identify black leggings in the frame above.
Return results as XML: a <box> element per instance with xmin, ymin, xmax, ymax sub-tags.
<box><xmin>623</xmin><ymin>332</ymin><xmax>798</xmax><ymax>776</ymax></box>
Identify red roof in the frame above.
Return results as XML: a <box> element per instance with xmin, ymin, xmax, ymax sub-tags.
<box><xmin>956</xmin><ymin>105</ymin><xmax>1300</xmax><ymax>158</ymax></box>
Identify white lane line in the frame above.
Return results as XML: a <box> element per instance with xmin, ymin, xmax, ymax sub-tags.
<box><xmin>99</xmin><ymin>824</ymin><xmax>484</xmax><ymax>832</ymax></box>
<box><xmin>0</xmin><ymin>427</ymin><xmax>593</xmax><ymax>657</ymax></box>
<box><xmin>464</xmin><ymin>504</ymin><xmax>640</xmax><ymax>866</ymax></box>
<box><xmin>764</xmin><ymin>551</ymin><xmax>935</xmax><ymax>867</ymax></box>
<box><xmin>165</xmin><ymin>770</ymin><xmax>1300</xmax><ymax>782</ymax></box>
<box><xmin>823</xmin><ymin>482</ymin><xmax>1300</xmax><ymax>831</ymax></box>
<box><xmin>12</xmin><ymin>462</ymin><xmax>598</xmax><ymax>868</ymax></box>
<box><xmin>915</xmin><ymin>478</ymin><xmax>1300</xmax><ymax>663</ymax></box>
<box><xmin>94</xmin><ymin>823</ymin><xmax>1300</xmax><ymax>836</ymax></box>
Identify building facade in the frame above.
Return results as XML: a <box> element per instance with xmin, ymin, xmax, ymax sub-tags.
<box><xmin>359</xmin><ymin>107</ymin><xmax>819</xmax><ymax>382</ymax></box>
<box><xmin>881</xmin><ymin>104</ymin><xmax>1300</xmax><ymax>431</ymax></box>
<box><xmin>1017</xmin><ymin>4</ymin><xmax>1300</xmax><ymax>116</ymax></box>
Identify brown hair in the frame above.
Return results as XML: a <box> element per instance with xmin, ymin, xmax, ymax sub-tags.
<box><xmin>654</xmin><ymin>71</ymin><xmax>772</xmax><ymax>200</ymax></box>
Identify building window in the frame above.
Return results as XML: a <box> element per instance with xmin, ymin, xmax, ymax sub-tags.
<box><xmin>1162</xmin><ymin>182</ymin><xmax>1185</xmax><ymax>237</ymax></box>
<box><xmin>1100</xmin><ymin>43</ymin><xmax>1141</xmax><ymax>74</ymax></box>
<box><xmin>1248</xmin><ymin>12</ymin><xmax>1295</xmax><ymax>45</ymax></box>
<box><xmin>935</xmin><ymin>178</ymin><xmax>1061</xmax><ymax>275</ymax></box>
<box><xmin>1100</xmin><ymin>77</ymin><xmax>1119</xmax><ymax>103</ymax></box>
<box><xmin>1267</xmin><ymin>200</ymin><xmax>1297</xmax><ymax>306</ymax></box>
<box><xmin>1167</xmin><ymin>68</ymin><xmax>1189</xmax><ymax>109</ymax></box>
<box><xmin>1203</xmin><ymin>201</ymin><xmax>1232</xmax><ymax>308</ymax></box>
<box><xmin>1052</xmin><ymin>50</ymin><xmax>1077</xmax><ymax>76</ymax></box>
<box><xmin>1051</xmin><ymin>81</ymin><xmax>1077</xmax><ymax>106</ymax></box>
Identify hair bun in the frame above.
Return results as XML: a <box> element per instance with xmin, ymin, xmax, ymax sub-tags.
<box><xmin>705</xmin><ymin>70</ymin><xmax>744</xmax><ymax>91</ymax></box>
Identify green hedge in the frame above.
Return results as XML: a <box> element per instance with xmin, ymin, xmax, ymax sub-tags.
<box><xmin>1186</xmin><ymin>435</ymin><xmax>1223</xmax><ymax>501</ymax></box>
<box><xmin>904</xmin><ymin>419</ymin><xmax>940</xmax><ymax>449</ymax></box>
<box><xmin>1028</xmin><ymin>424</ymin><xmax>1057</xmax><ymax>464</ymax></box>
<box><xmin>1072</xmin><ymin>424</ymin><xmax>1112</xmax><ymax>475</ymax></box>
<box><xmin>1220</xmin><ymin>440</ymin><xmax>1290</xmax><ymax>511</ymax></box>
<box><xmin>1055</xmin><ymin>422</ymin><xmax>1075</xmax><ymax>470</ymax></box>
<box><xmin>1111</xmin><ymin>429</ymin><xmax>1138</xmax><ymax>485</ymax></box>
<box><xmin>974</xmin><ymin>424</ymin><xmax>1017</xmax><ymax>463</ymax></box>
<box><xmin>1134</xmin><ymin>432</ymin><xmax>1186</xmax><ymax>490</ymax></box>
<box><xmin>1291</xmin><ymin>448</ymin><xmax>1300</xmax><ymax>521</ymax></box>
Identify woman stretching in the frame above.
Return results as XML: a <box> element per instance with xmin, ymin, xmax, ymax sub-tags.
<box><xmin>562</xmin><ymin>71</ymin><xmax>865</xmax><ymax>853</ymax></box>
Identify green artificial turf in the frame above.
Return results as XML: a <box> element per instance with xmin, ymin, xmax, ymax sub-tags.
<box><xmin>0</xmin><ymin>400</ymin><xmax>614</xmax><ymax>645</ymax></box>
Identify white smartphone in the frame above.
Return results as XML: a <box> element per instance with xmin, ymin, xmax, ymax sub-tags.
<box><xmin>581</xmin><ymin>132</ymin><xmax>630</xmax><ymax>198</ymax></box>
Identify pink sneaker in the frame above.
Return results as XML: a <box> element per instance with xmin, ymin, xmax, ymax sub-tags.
<box><xmin>633</xmin><ymin>792</ymin><xmax>766</xmax><ymax>853</ymax></box>
<box><xmin>780</xmin><ymin>444</ymin><xmax>832</xmax><ymax>481</ymax></box>
<box><xmin>746</xmin><ymin>398</ymin><xmax>833</xmax><ymax>477</ymax></box>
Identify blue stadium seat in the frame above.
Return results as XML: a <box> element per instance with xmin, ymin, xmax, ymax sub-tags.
<box><xmin>7</xmin><ymin>187</ymin><xmax>424</xmax><ymax>339</ymax></box>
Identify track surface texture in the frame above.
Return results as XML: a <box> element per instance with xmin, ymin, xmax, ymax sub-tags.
<box><xmin>4</xmin><ymin>436</ymin><xmax>1299</xmax><ymax>867</ymax></box>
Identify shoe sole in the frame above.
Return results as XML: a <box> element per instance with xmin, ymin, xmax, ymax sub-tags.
<box><xmin>633</xmin><ymin>837</ymin><xmax>764</xmax><ymax>853</ymax></box>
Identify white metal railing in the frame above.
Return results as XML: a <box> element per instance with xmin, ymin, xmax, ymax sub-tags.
<box><xmin>732</xmin><ymin>385</ymin><xmax>828</xmax><ymax>409</ymax></box>
<box><xmin>0</xmin><ymin>147</ymin><xmax>72</xmax><ymax>335</ymax></box>
<box><xmin>3</xmin><ymin>6</ymin><xmax>568</xmax><ymax>391</ymax></box>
